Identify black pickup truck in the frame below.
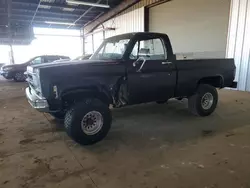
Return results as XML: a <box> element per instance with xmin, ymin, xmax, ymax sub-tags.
<box><xmin>25</xmin><ymin>32</ymin><xmax>237</xmax><ymax>145</ymax></box>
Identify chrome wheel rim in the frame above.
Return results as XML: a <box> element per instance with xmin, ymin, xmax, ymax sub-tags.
<box><xmin>201</xmin><ymin>92</ymin><xmax>214</xmax><ymax>110</ymax></box>
<box><xmin>81</xmin><ymin>111</ymin><xmax>103</xmax><ymax>135</ymax></box>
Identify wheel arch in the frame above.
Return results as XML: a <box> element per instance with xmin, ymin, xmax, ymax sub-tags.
<box><xmin>198</xmin><ymin>75</ymin><xmax>224</xmax><ymax>88</ymax></box>
<box><xmin>61</xmin><ymin>87</ymin><xmax>113</xmax><ymax>106</ymax></box>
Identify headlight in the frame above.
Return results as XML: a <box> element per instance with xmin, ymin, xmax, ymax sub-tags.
<box><xmin>27</xmin><ymin>66</ymin><xmax>33</xmax><ymax>73</ymax></box>
<box><xmin>3</xmin><ymin>67</ymin><xmax>13</xmax><ymax>71</ymax></box>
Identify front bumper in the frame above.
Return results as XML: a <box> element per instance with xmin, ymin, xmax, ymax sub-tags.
<box><xmin>25</xmin><ymin>87</ymin><xmax>49</xmax><ymax>112</ymax></box>
<box><xmin>0</xmin><ymin>70</ymin><xmax>14</xmax><ymax>79</ymax></box>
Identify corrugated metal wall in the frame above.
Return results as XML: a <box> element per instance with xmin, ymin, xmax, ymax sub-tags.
<box><xmin>227</xmin><ymin>0</ymin><xmax>250</xmax><ymax>91</ymax></box>
<box><xmin>84</xmin><ymin>0</ymin><xmax>165</xmax><ymax>53</ymax></box>
<box><xmin>102</xmin><ymin>7</ymin><xmax>145</xmax><ymax>38</ymax></box>
<box><xmin>100</xmin><ymin>0</ymin><xmax>166</xmax><ymax>30</ymax></box>
<box><xmin>149</xmin><ymin>0</ymin><xmax>230</xmax><ymax>59</ymax></box>
<box><xmin>86</xmin><ymin>7</ymin><xmax>145</xmax><ymax>54</ymax></box>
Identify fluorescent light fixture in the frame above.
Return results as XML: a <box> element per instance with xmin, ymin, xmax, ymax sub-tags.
<box><xmin>66</xmin><ymin>0</ymin><xmax>110</xmax><ymax>8</ymax></box>
<box><xmin>45</xmin><ymin>21</ymin><xmax>75</xmax><ymax>26</ymax></box>
<box><xmin>62</xmin><ymin>7</ymin><xmax>75</xmax><ymax>12</ymax></box>
<box><xmin>38</xmin><ymin>5</ymin><xmax>51</xmax><ymax>9</ymax></box>
<box><xmin>41</xmin><ymin>0</ymin><xmax>55</xmax><ymax>2</ymax></box>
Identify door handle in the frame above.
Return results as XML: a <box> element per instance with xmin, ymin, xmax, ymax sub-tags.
<box><xmin>162</xmin><ymin>61</ymin><xmax>172</xmax><ymax>65</ymax></box>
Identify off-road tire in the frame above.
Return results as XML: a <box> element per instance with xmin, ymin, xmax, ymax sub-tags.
<box><xmin>64</xmin><ymin>99</ymin><xmax>112</xmax><ymax>145</ymax></box>
<box><xmin>188</xmin><ymin>84</ymin><xmax>218</xmax><ymax>116</ymax></box>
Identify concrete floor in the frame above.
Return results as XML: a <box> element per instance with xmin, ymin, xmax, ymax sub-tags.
<box><xmin>1</xmin><ymin>78</ymin><xmax>250</xmax><ymax>188</ymax></box>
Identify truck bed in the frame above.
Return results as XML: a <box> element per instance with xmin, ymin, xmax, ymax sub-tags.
<box><xmin>174</xmin><ymin>58</ymin><xmax>235</xmax><ymax>97</ymax></box>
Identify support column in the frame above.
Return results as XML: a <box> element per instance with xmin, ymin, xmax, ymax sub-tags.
<box><xmin>7</xmin><ymin>0</ymin><xmax>14</xmax><ymax>64</ymax></box>
<box><xmin>9</xmin><ymin>44</ymin><xmax>14</xmax><ymax>64</ymax></box>
<box><xmin>80</xmin><ymin>29</ymin><xmax>85</xmax><ymax>55</ymax></box>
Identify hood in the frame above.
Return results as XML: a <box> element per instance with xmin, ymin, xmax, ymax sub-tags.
<box><xmin>2</xmin><ymin>63</ymin><xmax>28</xmax><ymax>69</ymax></box>
<box><xmin>1</xmin><ymin>64</ymin><xmax>13</xmax><ymax>68</ymax></box>
<box><xmin>1</xmin><ymin>64</ymin><xmax>16</xmax><ymax>70</ymax></box>
<box><xmin>35</xmin><ymin>59</ymin><xmax>125</xmax><ymax>99</ymax></box>
<box><xmin>31</xmin><ymin>59</ymin><xmax>120</xmax><ymax>69</ymax></box>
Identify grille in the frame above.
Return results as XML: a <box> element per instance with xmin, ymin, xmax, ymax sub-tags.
<box><xmin>26</xmin><ymin>72</ymin><xmax>42</xmax><ymax>97</ymax></box>
<box><xmin>26</xmin><ymin>73</ymin><xmax>35</xmax><ymax>90</ymax></box>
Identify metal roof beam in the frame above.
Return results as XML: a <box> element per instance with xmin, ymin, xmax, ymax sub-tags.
<box><xmin>30</xmin><ymin>0</ymin><xmax>41</xmax><ymax>26</ymax></box>
<box><xmin>68</xmin><ymin>0</ymin><xmax>103</xmax><ymax>29</ymax></box>
<box><xmin>12</xmin><ymin>0</ymin><xmax>108</xmax><ymax>12</ymax></box>
<box><xmin>0</xmin><ymin>10</ymin><xmax>96</xmax><ymax>19</ymax></box>
<box><xmin>28</xmin><ymin>23</ymin><xmax>82</xmax><ymax>29</ymax></box>
<box><xmin>10</xmin><ymin>18</ymin><xmax>86</xmax><ymax>25</ymax></box>
<box><xmin>9</xmin><ymin>14</ymin><xmax>90</xmax><ymax>23</ymax></box>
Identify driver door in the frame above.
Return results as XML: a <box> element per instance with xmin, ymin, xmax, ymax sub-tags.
<box><xmin>126</xmin><ymin>37</ymin><xmax>176</xmax><ymax>104</ymax></box>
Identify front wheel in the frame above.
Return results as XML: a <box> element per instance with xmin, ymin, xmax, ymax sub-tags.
<box><xmin>13</xmin><ymin>72</ymin><xmax>26</xmax><ymax>82</ymax></box>
<box><xmin>188</xmin><ymin>84</ymin><xmax>218</xmax><ymax>116</ymax></box>
<box><xmin>64</xmin><ymin>99</ymin><xmax>112</xmax><ymax>145</ymax></box>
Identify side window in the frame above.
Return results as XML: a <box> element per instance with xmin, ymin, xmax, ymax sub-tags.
<box><xmin>45</xmin><ymin>56</ymin><xmax>59</xmax><ymax>63</ymax></box>
<box><xmin>97</xmin><ymin>39</ymin><xmax>129</xmax><ymax>59</ymax></box>
<box><xmin>32</xmin><ymin>57</ymin><xmax>42</xmax><ymax>64</ymax></box>
<box><xmin>130</xmin><ymin>38</ymin><xmax>166</xmax><ymax>60</ymax></box>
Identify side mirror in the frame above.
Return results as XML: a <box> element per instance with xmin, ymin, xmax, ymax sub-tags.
<box><xmin>132</xmin><ymin>61</ymin><xmax>137</xmax><ymax>67</ymax></box>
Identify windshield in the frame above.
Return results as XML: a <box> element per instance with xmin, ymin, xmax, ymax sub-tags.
<box><xmin>91</xmin><ymin>38</ymin><xmax>130</xmax><ymax>60</ymax></box>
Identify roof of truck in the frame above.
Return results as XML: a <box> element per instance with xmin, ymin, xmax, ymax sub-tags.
<box><xmin>105</xmin><ymin>32</ymin><xmax>168</xmax><ymax>41</ymax></box>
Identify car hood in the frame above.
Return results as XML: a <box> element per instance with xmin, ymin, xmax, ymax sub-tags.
<box><xmin>1</xmin><ymin>64</ymin><xmax>12</xmax><ymax>69</ymax></box>
<box><xmin>1</xmin><ymin>63</ymin><xmax>28</xmax><ymax>69</ymax></box>
<box><xmin>30</xmin><ymin>59</ymin><xmax>121</xmax><ymax>69</ymax></box>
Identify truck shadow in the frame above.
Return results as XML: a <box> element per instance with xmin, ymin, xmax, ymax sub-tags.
<box><xmin>112</xmin><ymin>99</ymin><xmax>190</xmax><ymax>118</ymax></box>
<box><xmin>50</xmin><ymin>97</ymin><xmax>250</xmax><ymax>152</ymax></box>
<box><xmin>86</xmin><ymin>98</ymin><xmax>250</xmax><ymax>152</ymax></box>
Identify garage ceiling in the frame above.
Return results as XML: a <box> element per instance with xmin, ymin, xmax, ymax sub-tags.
<box><xmin>0</xmin><ymin>0</ymin><xmax>123</xmax><ymax>29</ymax></box>
<box><xmin>0</xmin><ymin>0</ymin><xmax>122</xmax><ymax>45</ymax></box>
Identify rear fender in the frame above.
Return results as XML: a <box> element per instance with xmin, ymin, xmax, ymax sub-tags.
<box><xmin>198</xmin><ymin>75</ymin><xmax>224</xmax><ymax>88</ymax></box>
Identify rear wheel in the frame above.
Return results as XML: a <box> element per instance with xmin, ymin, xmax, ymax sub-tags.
<box><xmin>64</xmin><ymin>99</ymin><xmax>111</xmax><ymax>145</ymax></box>
<box><xmin>188</xmin><ymin>84</ymin><xmax>218</xmax><ymax>116</ymax></box>
<box><xmin>13</xmin><ymin>72</ymin><xmax>25</xmax><ymax>82</ymax></box>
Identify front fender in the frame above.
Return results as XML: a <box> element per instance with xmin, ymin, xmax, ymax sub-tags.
<box><xmin>60</xmin><ymin>86</ymin><xmax>113</xmax><ymax>105</ymax></box>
